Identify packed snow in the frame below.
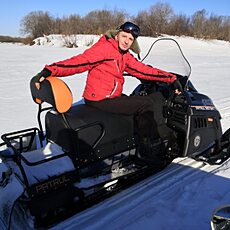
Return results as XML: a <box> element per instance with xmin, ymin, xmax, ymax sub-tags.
<box><xmin>0</xmin><ymin>34</ymin><xmax>230</xmax><ymax>230</ymax></box>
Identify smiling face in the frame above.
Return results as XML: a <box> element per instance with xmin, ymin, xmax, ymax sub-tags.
<box><xmin>115</xmin><ymin>31</ymin><xmax>134</xmax><ymax>52</ymax></box>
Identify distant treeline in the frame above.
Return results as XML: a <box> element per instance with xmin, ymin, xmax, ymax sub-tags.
<box><xmin>3</xmin><ymin>2</ymin><xmax>230</xmax><ymax>43</ymax></box>
<box><xmin>0</xmin><ymin>35</ymin><xmax>24</xmax><ymax>43</ymax></box>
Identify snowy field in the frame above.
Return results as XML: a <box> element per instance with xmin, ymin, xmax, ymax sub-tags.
<box><xmin>1</xmin><ymin>35</ymin><xmax>230</xmax><ymax>229</ymax></box>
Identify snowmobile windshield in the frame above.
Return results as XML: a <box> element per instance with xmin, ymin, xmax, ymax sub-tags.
<box><xmin>141</xmin><ymin>38</ymin><xmax>191</xmax><ymax>78</ymax></box>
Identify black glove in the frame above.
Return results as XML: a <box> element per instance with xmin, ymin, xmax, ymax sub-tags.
<box><xmin>34</xmin><ymin>68</ymin><xmax>52</xmax><ymax>83</ymax></box>
<box><xmin>172</xmin><ymin>79</ymin><xmax>183</xmax><ymax>92</ymax></box>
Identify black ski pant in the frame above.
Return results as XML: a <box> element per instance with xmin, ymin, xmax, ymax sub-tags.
<box><xmin>85</xmin><ymin>95</ymin><xmax>160</xmax><ymax>141</ymax></box>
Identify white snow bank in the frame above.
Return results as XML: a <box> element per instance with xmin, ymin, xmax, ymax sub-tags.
<box><xmin>33</xmin><ymin>34</ymin><xmax>100</xmax><ymax>47</ymax></box>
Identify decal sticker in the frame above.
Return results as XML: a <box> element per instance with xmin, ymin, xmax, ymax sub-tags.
<box><xmin>194</xmin><ymin>135</ymin><xmax>201</xmax><ymax>148</ymax></box>
<box><xmin>191</xmin><ymin>105</ymin><xmax>216</xmax><ymax>110</ymax></box>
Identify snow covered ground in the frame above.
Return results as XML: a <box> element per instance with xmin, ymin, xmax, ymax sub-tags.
<box><xmin>0</xmin><ymin>35</ymin><xmax>230</xmax><ymax>229</ymax></box>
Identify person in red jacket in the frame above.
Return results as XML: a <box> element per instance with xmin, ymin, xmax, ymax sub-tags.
<box><xmin>34</xmin><ymin>21</ymin><xmax>180</xmax><ymax>163</ymax></box>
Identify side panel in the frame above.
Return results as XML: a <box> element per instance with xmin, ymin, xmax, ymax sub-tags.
<box><xmin>183</xmin><ymin>109</ymin><xmax>222</xmax><ymax>156</ymax></box>
<box><xmin>166</xmin><ymin>91</ymin><xmax>223</xmax><ymax>157</ymax></box>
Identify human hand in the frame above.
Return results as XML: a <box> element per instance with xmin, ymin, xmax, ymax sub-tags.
<box><xmin>34</xmin><ymin>68</ymin><xmax>51</xmax><ymax>89</ymax></box>
<box><xmin>172</xmin><ymin>79</ymin><xmax>183</xmax><ymax>94</ymax></box>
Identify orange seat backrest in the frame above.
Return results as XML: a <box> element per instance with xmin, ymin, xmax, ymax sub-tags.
<box><xmin>30</xmin><ymin>76</ymin><xmax>73</xmax><ymax>113</ymax></box>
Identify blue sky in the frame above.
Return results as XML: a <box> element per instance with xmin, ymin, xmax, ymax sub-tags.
<box><xmin>1</xmin><ymin>0</ymin><xmax>230</xmax><ymax>36</ymax></box>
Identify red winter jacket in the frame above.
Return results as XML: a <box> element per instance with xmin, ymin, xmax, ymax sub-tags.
<box><xmin>45</xmin><ymin>35</ymin><xmax>176</xmax><ymax>101</ymax></box>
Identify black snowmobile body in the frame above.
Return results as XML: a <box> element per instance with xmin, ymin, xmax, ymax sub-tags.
<box><xmin>0</xmin><ymin>38</ymin><xmax>229</xmax><ymax>229</ymax></box>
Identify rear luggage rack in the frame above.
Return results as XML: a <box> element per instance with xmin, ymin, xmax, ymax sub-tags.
<box><xmin>0</xmin><ymin>127</ymin><xmax>42</xmax><ymax>155</ymax></box>
<box><xmin>0</xmin><ymin>127</ymin><xmax>68</xmax><ymax>166</ymax></box>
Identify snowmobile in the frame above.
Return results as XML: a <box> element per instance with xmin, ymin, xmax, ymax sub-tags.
<box><xmin>0</xmin><ymin>38</ymin><xmax>230</xmax><ymax>229</ymax></box>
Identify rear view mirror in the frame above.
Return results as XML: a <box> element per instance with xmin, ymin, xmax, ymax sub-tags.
<box><xmin>211</xmin><ymin>205</ymin><xmax>230</xmax><ymax>230</ymax></box>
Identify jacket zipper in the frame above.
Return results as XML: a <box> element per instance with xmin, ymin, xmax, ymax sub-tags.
<box><xmin>115</xmin><ymin>60</ymin><xmax>120</xmax><ymax>73</ymax></box>
<box><xmin>106</xmin><ymin>80</ymin><xmax>118</xmax><ymax>98</ymax></box>
<box><xmin>106</xmin><ymin>57</ymin><xmax>122</xmax><ymax>98</ymax></box>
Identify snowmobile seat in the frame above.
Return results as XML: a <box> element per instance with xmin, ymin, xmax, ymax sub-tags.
<box><xmin>30</xmin><ymin>76</ymin><xmax>135</xmax><ymax>162</ymax></box>
<box><xmin>45</xmin><ymin>104</ymin><xmax>135</xmax><ymax>160</ymax></box>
